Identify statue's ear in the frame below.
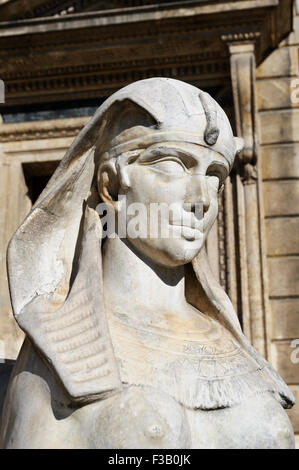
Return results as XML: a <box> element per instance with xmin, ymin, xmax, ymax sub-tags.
<box><xmin>234</xmin><ymin>137</ymin><xmax>244</xmax><ymax>155</ymax></box>
<box><xmin>97</xmin><ymin>161</ymin><xmax>120</xmax><ymax>206</ymax></box>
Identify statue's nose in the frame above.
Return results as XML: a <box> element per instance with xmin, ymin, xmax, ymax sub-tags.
<box><xmin>185</xmin><ymin>174</ymin><xmax>210</xmax><ymax>214</ymax></box>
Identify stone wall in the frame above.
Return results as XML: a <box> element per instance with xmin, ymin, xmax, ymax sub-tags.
<box><xmin>257</xmin><ymin>0</ymin><xmax>299</xmax><ymax>439</ymax></box>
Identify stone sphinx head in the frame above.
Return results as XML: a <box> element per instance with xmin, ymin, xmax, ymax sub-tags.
<box><xmin>95</xmin><ymin>78</ymin><xmax>243</xmax><ymax>267</ymax></box>
<box><xmin>6</xmin><ymin>78</ymin><xmax>293</xmax><ymax>411</ymax></box>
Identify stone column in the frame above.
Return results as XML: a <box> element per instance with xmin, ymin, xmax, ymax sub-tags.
<box><xmin>0</xmin><ymin>136</ymin><xmax>30</xmax><ymax>360</ymax></box>
<box><xmin>222</xmin><ymin>36</ymin><xmax>271</xmax><ymax>359</ymax></box>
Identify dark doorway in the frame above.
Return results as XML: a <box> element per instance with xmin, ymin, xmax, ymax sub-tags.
<box><xmin>22</xmin><ymin>160</ymin><xmax>60</xmax><ymax>204</ymax></box>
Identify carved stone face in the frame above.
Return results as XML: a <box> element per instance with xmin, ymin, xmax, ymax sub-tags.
<box><xmin>114</xmin><ymin>141</ymin><xmax>229</xmax><ymax>267</ymax></box>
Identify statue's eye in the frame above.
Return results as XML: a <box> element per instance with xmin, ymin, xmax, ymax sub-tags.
<box><xmin>206</xmin><ymin>163</ymin><xmax>228</xmax><ymax>186</ymax></box>
<box><xmin>148</xmin><ymin>159</ymin><xmax>186</xmax><ymax>175</ymax></box>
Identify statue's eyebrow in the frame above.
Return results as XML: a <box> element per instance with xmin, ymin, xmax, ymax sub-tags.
<box><xmin>138</xmin><ymin>146</ymin><xmax>199</xmax><ymax>168</ymax></box>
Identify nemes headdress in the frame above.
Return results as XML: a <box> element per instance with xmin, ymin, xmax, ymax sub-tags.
<box><xmin>95</xmin><ymin>78</ymin><xmax>243</xmax><ymax>166</ymax></box>
<box><xmin>7</xmin><ymin>78</ymin><xmax>294</xmax><ymax>408</ymax></box>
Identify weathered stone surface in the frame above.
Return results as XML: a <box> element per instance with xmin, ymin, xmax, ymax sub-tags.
<box><xmin>257</xmin><ymin>77</ymin><xmax>299</xmax><ymax>110</ymax></box>
<box><xmin>267</xmin><ymin>257</ymin><xmax>299</xmax><ymax>297</ymax></box>
<box><xmin>0</xmin><ymin>118</ymin><xmax>87</xmax><ymax>145</ymax></box>
<box><xmin>265</xmin><ymin>217</ymin><xmax>299</xmax><ymax>256</ymax></box>
<box><xmin>0</xmin><ymin>0</ymin><xmax>296</xmax><ymax>448</ymax></box>
<box><xmin>0</xmin><ymin>0</ymin><xmax>292</xmax><ymax>107</ymax></box>
<box><xmin>273</xmin><ymin>341</ymin><xmax>299</xmax><ymax>384</ymax></box>
<box><xmin>261</xmin><ymin>144</ymin><xmax>299</xmax><ymax>180</ymax></box>
<box><xmin>258</xmin><ymin>12</ymin><xmax>299</xmax><ymax>445</ymax></box>
<box><xmin>263</xmin><ymin>180</ymin><xmax>299</xmax><ymax>216</ymax></box>
<box><xmin>0</xmin><ymin>157</ymin><xmax>28</xmax><ymax>360</ymax></box>
<box><xmin>260</xmin><ymin>109</ymin><xmax>299</xmax><ymax>145</ymax></box>
<box><xmin>280</xmin><ymin>15</ymin><xmax>299</xmax><ymax>46</ymax></box>
<box><xmin>228</xmin><ymin>40</ymin><xmax>270</xmax><ymax>359</ymax></box>
<box><xmin>0</xmin><ymin>78</ymin><xmax>294</xmax><ymax>449</ymax></box>
<box><xmin>271</xmin><ymin>299</ymin><xmax>299</xmax><ymax>339</ymax></box>
<box><xmin>256</xmin><ymin>46</ymin><xmax>298</xmax><ymax>78</ymax></box>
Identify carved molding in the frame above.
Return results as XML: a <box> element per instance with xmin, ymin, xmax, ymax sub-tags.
<box><xmin>221</xmin><ymin>35</ymin><xmax>261</xmax><ymax>183</ymax></box>
<box><xmin>4</xmin><ymin>59</ymin><xmax>230</xmax><ymax>104</ymax></box>
<box><xmin>2</xmin><ymin>48</ymin><xmax>227</xmax><ymax>79</ymax></box>
<box><xmin>0</xmin><ymin>19</ymin><xmax>262</xmax><ymax>53</ymax></box>
<box><xmin>223</xmin><ymin>38</ymin><xmax>271</xmax><ymax>359</ymax></box>
<box><xmin>221</xmin><ymin>32</ymin><xmax>261</xmax><ymax>43</ymax></box>
<box><xmin>0</xmin><ymin>1</ymin><xmax>292</xmax><ymax>106</ymax></box>
<box><xmin>0</xmin><ymin>117</ymin><xmax>88</xmax><ymax>142</ymax></box>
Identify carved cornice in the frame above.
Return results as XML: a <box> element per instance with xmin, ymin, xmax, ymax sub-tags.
<box><xmin>0</xmin><ymin>17</ymin><xmax>263</xmax><ymax>53</ymax></box>
<box><xmin>1</xmin><ymin>49</ymin><xmax>227</xmax><ymax>79</ymax></box>
<box><xmin>0</xmin><ymin>117</ymin><xmax>88</xmax><ymax>142</ymax></box>
<box><xmin>4</xmin><ymin>58</ymin><xmax>230</xmax><ymax>105</ymax></box>
<box><xmin>221</xmin><ymin>32</ymin><xmax>261</xmax><ymax>43</ymax></box>
<box><xmin>0</xmin><ymin>0</ymin><xmax>292</xmax><ymax>106</ymax></box>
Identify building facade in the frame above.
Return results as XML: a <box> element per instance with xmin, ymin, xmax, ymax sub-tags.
<box><xmin>0</xmin><ymin>0</ymin><xmax>298</xmax><ymax>444</ymax></box>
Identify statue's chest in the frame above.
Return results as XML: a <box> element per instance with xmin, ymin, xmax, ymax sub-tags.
<box><xmin>73</xmin><ymin>316</ymin><xmax>280</xmax><ymax>448</ymax></box>
<box><xmin>81</xmin><ymin>384</ymin><xmax>291</xmax><ymax>449</ymax></box>
<box><xmin>83</xmin><ymin>384</ymin><xmax>191</xmax><ymax>448</ymax></box>
<box><xmin>108</xmin><ymin>316</ymin><xmax>256</xmax><ymax>410</ymax></box>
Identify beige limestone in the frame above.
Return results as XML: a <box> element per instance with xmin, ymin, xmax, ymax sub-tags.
<box><xmin>257</xmin><ymin>78</ymin><xmax>299</xmax><ymax>110</ymax></box>
<box><xmin>263</xmin><ymin>180</ymin><xmax>299</xmax><ymax>217</ymax></box>
<box><xmin>260</xmin><ymin>109</ymin><xmax>299</xmax><ymax>145</ymax></box>
<box><xmin>261</xmin><ymin>144</ymin><xmax>299</xmax><ymax>180</ymax></box>
<box><xmin>0</xmin><ymin>156</ymin><xmax>30</xmax><ymax>359</ymax></box>
<box><xmin>0</xmin><ymin>78</ymin><xmax>294</xmax><ymax>449</ymax></box>
<box><xmin>0</xmin><ymin>0</ymin><xmax>297</xmax><ymax>447</ymax></box>
<box><xmin>257</xmin><ymin>4</ymin><xmax>299</xmax><ymax>441</ymax></box>
<box><xmin>265</xmin><ymin>218</ymin><xmax>299</xmax><ymax>256</ymax></box>
<box><xmin>256</xmin><ymin>46</ymin><xmax>298</xmax><ymax>78</ymax></box>
<box><xmin>271</xmin><ymin>299</ymin><xmax>299</xmax><ymax>340</ymax></box>
<box><xmin>287</xmin><ymin>386</ymin><xmax>299</xmax><ymax>433</ymax></box>
<box><xmin>273</xmin><ymin>341</ymin><xmax>299</xmax><ymax>384</ymax></box>
<box><xmin>225</xmin><ymin>37</ymin><xmax>271</xmax><ymax>360</ymax></box>
<box><xmin>267</xmin><ymin>258</ymin><xmax>299</xmax><ymax>297</ymax></box>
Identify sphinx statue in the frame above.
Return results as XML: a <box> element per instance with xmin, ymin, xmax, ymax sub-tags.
<box><xmin>0</xmin><ymin>78</ymin><xmax>295</xmax><ymax>449</ymax></box>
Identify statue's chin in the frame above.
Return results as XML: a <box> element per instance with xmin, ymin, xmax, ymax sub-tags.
<box><xmin>126</xmin><ymin>235</ymin><xmax>205</xmax><ymax>268</ymax></box>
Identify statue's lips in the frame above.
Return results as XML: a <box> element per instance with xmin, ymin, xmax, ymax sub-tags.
<box><xmin>169</xmin><ymin>224</ymin><xmax>203</xmax><ymax>241</ymax></box>
<box><xmin>169</xmin><ymin>215</ymin><xmax>204</xmax><ymax>232</ymax></box>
